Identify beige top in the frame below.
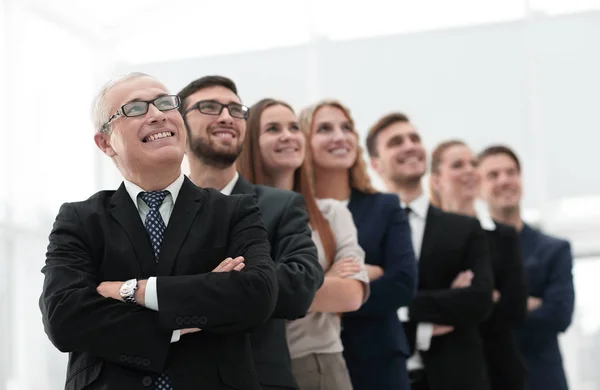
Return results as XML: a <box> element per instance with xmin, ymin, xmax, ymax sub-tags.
<box><xmin>286</xmin><ymin>198</ymin><xmax>370</xmax><ymax>359</ymax></box>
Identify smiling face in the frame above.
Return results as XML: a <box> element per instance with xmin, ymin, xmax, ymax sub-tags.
<box><xmin>93</xmin><ymin>76</ymin><xmax>186</xmax><ymax>179</ymax></box>
<box><xmin>309</xmin><ymin>105</ymin><xmax>358</xmax><ymax>171</ymax></box>
<box><xmin>431</xmin><ymin>144</ymin><xmax>480</xmax><ymax>205</ymax></box>
<box><xmin>478</xmin><ymin>153</ymin><xmax>522</xmax><ymax>213</ymax></box>
<box><xmin>184</xmin><ymin>86</ymin><xmax>245</xmax><ymax>168</ymax></box>
<box><xmin>258</xmin><ymin>104</ymin><xmax>305</xmax><ymax>175</ymax></box>
<box><xmin>370</xmin><ymin>121</ymin><xmax>427</xmax><ymax>185</ymax></box>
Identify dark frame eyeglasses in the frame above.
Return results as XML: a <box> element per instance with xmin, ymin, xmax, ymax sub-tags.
<box><xmin>184</xmin><ymin>100</ymin><xmax>249</xmax><ymax>120</ymax></box>
<box><xmin>101</xmin><ymin>95</ymin><xmax>181</xmax><ymax>132</ymax></box>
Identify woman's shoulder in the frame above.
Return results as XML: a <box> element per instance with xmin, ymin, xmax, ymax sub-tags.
<box><xmin>316</xmin><ymin>198</ymin><xmax>350</xmax><ymax>218</ymax></box>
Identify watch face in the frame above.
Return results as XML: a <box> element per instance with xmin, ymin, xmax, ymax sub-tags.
<box><xmin>120</xmin><ymin>279</ymin><xmax>137</xmax><ymax>296</ymax></box>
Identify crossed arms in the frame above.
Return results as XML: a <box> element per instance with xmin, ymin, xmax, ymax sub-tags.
<box><xmin>39</xmin><ymin>195</ymin><xmax>277</xmax><ymax>373</ymax></box>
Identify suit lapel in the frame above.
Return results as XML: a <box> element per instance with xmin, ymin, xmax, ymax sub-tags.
<box><xmin>157</xmin><ymin>177</ymin><xmax>204</xmax><ymax>276</ymax></box>
<box><xmin>347</xmin><ymin>189</ymin><xmax>368</xmax><ymax>226</ymax></box>
<box><xmin>109</xmin><ymin>184</ymin><xmax>156</xmax><ymax>277</ymax></box>
<box><xmin>231</xmin><ymin>176</ymin><xmax>255</xmax><ymax>196</ymax></box>
<box><xmin>419</xmin><ymin>205</ymin><xmax>442</xmax><ymax>265</ymax></box>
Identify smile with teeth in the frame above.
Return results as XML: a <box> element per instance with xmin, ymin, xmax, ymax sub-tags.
<box><xmin>329</xmin><ymin>148</ymin><xmax>349</xmax><ymax>156</ymax></box>
<box><xmin>143</xmin><ymin>131</ymin><xmax>174</xmax><ymax>143</ymax></box>
<box><xmin>400</xmin><ymin>156</ymin><xmax>422</xmax><ymax>164</ymax></box>
<box><xmin>277</xmin><ymin>147</ymin><xmax>299</xmax><ymax>153</ymax></box>
<box><xmin>213</xmin><ymin>130</ymin><xmax>235</xmax><ymax>139</ymax></box>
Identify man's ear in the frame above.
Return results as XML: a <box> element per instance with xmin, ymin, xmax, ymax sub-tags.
<box><xmin>94</xmin><ymin>132</ymin><xmax>117</xmax><ymax>157</ymax></box>
<box><xmin>370</xmin><ymin>156</ymin><xmax>381</xmax><ymax>173</ymax></box>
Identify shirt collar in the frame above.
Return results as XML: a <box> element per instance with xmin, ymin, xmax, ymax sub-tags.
<box><xmin>402</xmin><ymin>192</ymin><xmax>429</xmax><ymax>220</ymax></box>
<box><xmin>220</xmin><ymin>172</ymin><xmax>240</xmax><ymax>196</ymax></box>
<box><xmin>474</xmin><ymin>199</ymin><xmax>496</xmax><ymax>231</ymax></box>
<box><xmin>124</xmin><ymin>173</ymin><xmax>185</xmax><ymax>209</ymax></box>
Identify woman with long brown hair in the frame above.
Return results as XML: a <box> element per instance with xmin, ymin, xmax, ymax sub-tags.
<box><xmin>298</xmin><ymin>100</ymin><xmax>417</xmax><ymax>390</ymax></box>
<box><xmin>429</xmin><ymin>139</ymin><xmax>528</xmax><ymax>390</ymax></box>
<box><xmin>238</xmin><ymin>98</ymin><xmax>370</xmax><ymax>390</ymax></box>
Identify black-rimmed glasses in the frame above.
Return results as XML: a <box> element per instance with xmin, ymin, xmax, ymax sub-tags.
<box><xmin>101</xmin><ymin>95</ymin><xmax>181</xmax><ymax>132</ymax></box>
<box><xmin>184</xmin><ymin>100</ymin><xmax>249</xmax><ymax>120</ymax></box>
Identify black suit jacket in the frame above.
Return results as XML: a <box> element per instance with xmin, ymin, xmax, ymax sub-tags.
<box><xmin>39</xmin><ymin>176</ymin><xmax>279</xmax><ymax>390</ymax></box>
<box><xmin>406</xmin><ymin>206</ymin><xmax>494</xmax><ymax>390</ymax></box>
<box><xmin>341</xmin><ymin>190</ymin><xmax>417</xmax><ymax>390</ymax></box>
<box><xmin>480</xmin><ymin>222</ymin><xmax>528</xmax><ymax>390</ymax></box>
<box><xmin>232</xmin><ymin>177</ymin><xmax>322</xmax><ymax>390</ymax></box>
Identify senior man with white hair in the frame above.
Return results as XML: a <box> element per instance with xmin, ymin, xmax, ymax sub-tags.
<box><xmin>39</xmin><ymin>72</ymin><xmax>278</xmax><ymax>390</ymax></box>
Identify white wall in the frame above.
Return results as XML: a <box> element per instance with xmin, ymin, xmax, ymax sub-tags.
<box><xmin>120</xmin><ymin>11</ymin><xmax>600</xmax><ymax>211</ymax></box>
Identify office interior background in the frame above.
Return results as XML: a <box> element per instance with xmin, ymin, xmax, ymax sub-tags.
<box><xmin>1</xmin><ymin>0</ymin><xmax>599</xmax><ymax>388</ymax></box>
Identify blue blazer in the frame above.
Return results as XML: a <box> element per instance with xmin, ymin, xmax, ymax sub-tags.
<box><xmin>340</xmin><ymin>190</ymin><xmax>417</xmax><ymax>384</ymax></box>
<box><xmin>518</xmin><ymin>223</ymin><xmax>575</xmax><ymax>390</ymax></box>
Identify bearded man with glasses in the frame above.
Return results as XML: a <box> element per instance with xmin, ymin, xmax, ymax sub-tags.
<box><xmin>178</xmin><ymin>75</ymin><xmax>323</xmax><ymax>390</ymax></box>
<box><xmin>39</xmin><ymin>72</ymin><xmax>278</xmax><ymax>390</ymax></box>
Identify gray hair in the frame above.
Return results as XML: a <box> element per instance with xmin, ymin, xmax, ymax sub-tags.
<box><xmin>91</xmin><ymin>72</ymin><xmax>157</xmax><ymax>133</ymax></box>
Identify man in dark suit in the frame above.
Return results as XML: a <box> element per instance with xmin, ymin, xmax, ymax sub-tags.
<box><xmin>39</xmin><ymin>73</ymin><xmax>279</xmax><ymax>390</ymax></box>
<box><xmin>366</xmin><ymin>112</ymin><xmax>494</xmax><ymax>390</ymax></box>
<box><xmin>177</xmin><ymin>75</ymin><xmax>323</xmax><ymax>390</ymax></box>
<box><xmin>478</xmin><ymin>145</ymin><xmax>575</xmax><ymax>390</ymax></box>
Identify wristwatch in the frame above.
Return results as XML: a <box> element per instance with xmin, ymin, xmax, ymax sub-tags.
<box><xmin>119</xmin><ymin>279</ymin><xmax>138</xmax><ymax>304</ymax></box>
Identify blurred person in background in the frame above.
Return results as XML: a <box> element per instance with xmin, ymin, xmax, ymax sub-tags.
<box><xmin>39</xmin><ymin>72</ymin><xmax>278</xmax><ymax>390</ymax></box>
<box><xmin>237</xmin><ymin>97</ymin><xmax>370</xmax><ymax>390</ymax></box>
<box><xmin>478</xmin><ymin>145</ymin><xmax>575</xmax><ymax>390</ymax></box>
<box><xmin>366</xmin><ymin>112</ymin><xmax>493</xmax><ymax>390</ymax></box>
<box><xmin>177</xmin><ymin>76</ymin><xmax>324</xmax><ymax>390</ymax></box>
<box><xmin>429</xmin><ymin>139</ymin><xmax>528</xmax><ymax>390</ymax></box>
<box><xmin>299</xmin><ymin>101</ymin><xmax>417</xmax><ymax>390</ymax></box>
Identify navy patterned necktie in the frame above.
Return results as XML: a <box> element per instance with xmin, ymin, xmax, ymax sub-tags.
<box><xmin>139</xmin><ymin>190</ymin><xmax>172</xmax><ymax>390</ymax></box>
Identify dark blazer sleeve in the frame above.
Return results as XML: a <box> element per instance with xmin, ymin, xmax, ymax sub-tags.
<box><xmin>157</xmin><ymin>194</ymin><xmax>278</xmax><ymax>333</ymax></box>
<box><xmin>525</xmin><ymin>240</ymin><xmax>574</xmax><ymax>333</ymax></box>
<box><xmin>410</xmin><ymin>221</ymin><xmax>494</xmax><ymax>327</ymax></box>
<box><xmin>40</xmin><ymin>203</ymin><xmax>171</xmax><ymax>374</ymax></box>
<box><xmin>270</xmin><ymin>193</ymin><xmax>322</xmax><ymax>319</ymax></box>
<box><xmin>493</xmin><ymin>225</ymin><xmax>527</xmax><ymax>325</ymax></box>
<box><xmin>345</xmin><ymin>196</ymin><xmax>417</xmax><ymax>317</ymax></box>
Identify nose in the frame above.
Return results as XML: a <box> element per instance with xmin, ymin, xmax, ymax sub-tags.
<box><xmin>146</xmin><ymin>104</ymin><xmax>167</xmax><ymax>124</ymax></box>
<box><xmin>279</xmin><ymin>128</ymin><xmax>293</xmax><ymax>141</ymax></box>
<box><xmin>331</xmin><ymin>127</ymin><xmax>345</xmax><ymax>142</ymax></box>
<box><xmin>217</xmin><ymin>106</ymin><xmax>234</xmax><ymax>125</ymax></box>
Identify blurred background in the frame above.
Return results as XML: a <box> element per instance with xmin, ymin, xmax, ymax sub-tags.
<box><xmin>1</xmin><ymin>0</ymin><xmax>599</xmax><ymax>388</ymax></box>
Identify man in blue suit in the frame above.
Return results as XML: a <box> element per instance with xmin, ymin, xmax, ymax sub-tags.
<box><xmin>478</xmin><ymin>145</ymin><xmax>575</xmax><ymax>390</ymax></box>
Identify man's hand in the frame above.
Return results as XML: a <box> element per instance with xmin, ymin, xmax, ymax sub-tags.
<box><xmin>527</xmin><ymin>296</ymin><xmax>542</xmax><ymax>311</ymax></box>
<box><xmin>97</xmin><ymin>281</ymin><xmax>123</xmax><ymax>301</ymax></box>
<box><xmin>492</xmin><ymin>290</ymin><xmax>501</xmax><ymax>303</ymax></box>
<box><xmin>432</xmin><ymin>324</ymin><xmax>455</xmax><ymax>336</ymax></box>
<box><xmin>212</xmin><ymin>256</ymin><xmax>245</xmax><ymax>272</ymax></box>
<box><xmin>325</xmin><ymin>258</ymin><xmax>362</xmax><ymax>279</ymax></box>
<box><xmin>365</xmin><ymin>264</ymin><xmax>384</xmax><ymax>281</ymax></box>
<box><xmin>451</xmin><ymin>270</ymin><xmax>474</xmax><ymax>289</ymax></box>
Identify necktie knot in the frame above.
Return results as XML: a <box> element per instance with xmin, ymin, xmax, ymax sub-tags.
<box><xmin>140</xmin><ymin>190</ymin><xmax>169</xmax><ymax>210</ymax></box>
<box><xmin>404</xmin><ymin>206</ymin><xmax>412</xmax><ymax>216</ymax></box>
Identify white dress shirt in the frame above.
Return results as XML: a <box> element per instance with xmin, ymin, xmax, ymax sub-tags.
<box><xmin>219</xmin><ymin>172</ymin><xmax>239</xmax><ymax>196</ymax></box>
<box><xmin>123</xmin><ymin>173</ymin><xmax>185</xmax><ymax>343</ymax></box>
<box><xmin>396</xmin><ymin>193</ymin><xmax>434</xmax><ymax>371</ymax></box>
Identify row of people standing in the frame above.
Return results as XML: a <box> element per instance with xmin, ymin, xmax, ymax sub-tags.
<box><xmin>226</xmin><ymin>78</ymin><xmax>575</xmax><ymax>390</ymax></box>
<box><xmin>39</xmin><ymin>71</ymin><xmax>575</xmax><ymax>390</ymax></box>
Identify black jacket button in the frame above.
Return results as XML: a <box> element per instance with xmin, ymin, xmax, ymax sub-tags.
<box><xmin>142</xmin><ymin>376</ymin><xmax>153</xmax><ymax>387</ymax></box>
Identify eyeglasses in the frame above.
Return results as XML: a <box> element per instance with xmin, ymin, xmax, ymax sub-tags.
<box><xmin>101</xmin><ymin>95</ymin><xmax>181</xmax><ymax>132</ymax></box>
<box><xmin>184</xmin><ymin>100</ymin><xmax>249</xmax><ymax>120</ymax></box>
